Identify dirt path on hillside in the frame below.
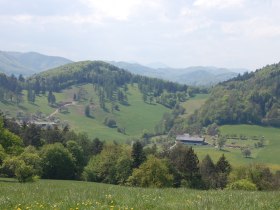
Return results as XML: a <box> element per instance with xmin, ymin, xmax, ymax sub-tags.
<box><xmin>47</xmin><ymin>101</ymin><xmax>77</xmax><ymax>119</ymax></box>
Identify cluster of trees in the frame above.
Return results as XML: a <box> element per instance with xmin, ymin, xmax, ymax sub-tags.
<box><xmin>0</xmin><ymin>73</ymin><xmax>23</xmax><ymax>103</ymax></box>
<box><xmin>0</xmin><ymin>115</ymin><xmax>279</xmax><ymax>190</ymax></box>
<box><xmin>189</xmin><ymin>62</ymin><xmax>280</xmax><ymax>127</ymax></box>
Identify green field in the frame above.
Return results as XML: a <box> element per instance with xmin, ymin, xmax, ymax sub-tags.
<box><xmin>193</xmin><ymin>125</ymin><xmax>280</xmax><ymax>170</ymax></box>
<box><xmin>181</xmin><ymin>94</ymin><xmax>209</xmax><ymax>117</ymax></box>
<box><xmin>0</xmin><ymin>84</ymin><xmax>170</xmax><ymax>142</ymax></box>
<box><xmin>0</xmin><ymin>178</ymin><xmax>279</xmax><ymax>210</ymax></box>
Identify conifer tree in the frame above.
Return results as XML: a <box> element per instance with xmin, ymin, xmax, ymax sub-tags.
<box><xmin>131</xmin><ymin>141</ymin><xmax>146</xmax><ymax>168</ymax></box>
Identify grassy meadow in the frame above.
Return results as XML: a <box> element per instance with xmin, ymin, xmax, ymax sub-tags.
<box><xmin>181</xmin><ymin>94</ymin><xmax>209</xmax><ymax>117</ymax></box>
<box><xmin>0</xmin><ymin>178</ymin><xmax>279</xmax><ymax>210</ymax></box>
<box><xmin>0</xmin><ymin>84</ymin><xmax>170</xmax><ymax>142</ymax></box>
<box><xmin>193</xmin><ymin>125</ymin><xmax>280</xmax><ymax>171</ymax></box>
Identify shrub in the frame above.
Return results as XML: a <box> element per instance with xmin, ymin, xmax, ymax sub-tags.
<box><xmin>127</xmin><ymin>155</ymin><xmax>173</xmax><ymax>188</ymax></box>
<box><xmin>104</xmin><ymin>117</ymin><xmax>117</xmax><ymax>128</ymax></box>
<box><xmin>226</xmin><ymin>179</ymin><xmax>257</xmax><ymax>191</ymax></box>
<box><xmin>15</xmin><ymin>162</ymin><xmax>37</xmax><ymax>183</ymax></box>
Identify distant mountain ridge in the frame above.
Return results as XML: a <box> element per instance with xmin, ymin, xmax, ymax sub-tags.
<box><xmin>109</xmin><ymin>61</ymin><xmax>248</xmax><ymax>86</ymax></box>
<box><xmin>0</xmin><ymin>51</ymin><xmax>73</xmax><ymax>76</ymax></box>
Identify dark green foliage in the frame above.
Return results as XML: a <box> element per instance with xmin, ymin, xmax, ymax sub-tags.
<box><xmin>215</xmin><ymin>154</ymin><xmax>231</xmax><ymax>189</ymax></box>
<box><xmin>40</xmin><ymin>143</ymin><xmax>76</xmax><ymax>180</ymax></box>
<box><xmin>66</xmin><ymin>140</ymin><xmax>85</xmax><ymax>177</ymax></box>
<box><xmin>104</xmin><ymin>117</ymin><xmax>117</xmax><ymax>128</ymax></box>
<box><xmin>131</xmin><ymin>141</ymin><xmax>146</xmax><ymax>168</ymax></box>
<box><xmin>90</xmin><ymin>138</ymin><xmax>104</xmax><ymax>156</ymax></box>
<box><xmin>241</xmin><ymin>147</ymin><xmax>251</xmax><ymax>158</ymax></box>
<box><xmin>166</xmin><ymin>144</ymin><xmax>201</xmax><ymax>188</ymax></box>
<box><xmin>216</xmin><ymin>154</ymin><xmax>231</xmax><ymax>175</ymax></box>
<box><xmin>47</xmin><ymin>90</ymin><xmax>56</xmax><ymax>105</ymax></box>
<box><xmin>84</xmin><ymin>105</ymin><xmax>91</xmax><ymax>117</ymax></box>
<box><xmin>200</xmin><ymin>155</ymin><xmax>216</xmax><ymax>189</ymax></box>
<box><xmin>0</xmin><ymin>73</ymin><xmax>22</xmax><ymax>102</ymax></box>
<box><xmin>22</xmin><ymin>124</ymin><xmax>42</xmax><ymax>147</ymax></box>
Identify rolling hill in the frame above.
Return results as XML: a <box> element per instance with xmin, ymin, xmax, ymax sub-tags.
<box><xmin>0</xmin><ymin>51</ymin><xmax>72</xmax><ymax>76</ymax></box>
<box><xmin>110</xmin><ymin>61</ymin><xmax>246</xmax><ymax>86</ymax></box>
<box><xmin>0</xmin><ymin>61</ymin><xmax>190</xmax><ymax>141</ymax></box>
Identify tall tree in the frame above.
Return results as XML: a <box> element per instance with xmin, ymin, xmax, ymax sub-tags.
<box><xmin>200</xmin><ymin>154</ymin><xmax>216</xmax><ymax>189</ymax></box>
<box><xmin>131</xmin><ymin>141</ymin><xmax>146</xmax><ymax>168</ymax></box>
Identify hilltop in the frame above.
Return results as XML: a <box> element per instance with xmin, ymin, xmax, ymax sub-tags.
<box><xmin>0</xmin><ymin>51</ymin><xmax>72</xmax><ymax>76</ymax></box>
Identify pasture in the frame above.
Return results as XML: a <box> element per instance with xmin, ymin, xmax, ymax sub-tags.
<box><xmin>0</xmin><ymin>178</ymin><xmax>279</xmax><ymax>210</ymax></box>
<box><xmin>193</xmin><ymin>125</ymin><xmax>280</xmax><ymax>170</ymax></box>
<box><xmin>0</xmin><ymin>84</ymin><xmax>170</xmax><ymax>142</ymax></box>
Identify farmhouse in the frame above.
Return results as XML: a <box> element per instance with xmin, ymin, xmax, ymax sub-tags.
<box><xmin>32</xmin><ymin>121</ymin><xmax>57</xmax><ymax>129</ymax></box>
<box><xmin>176</xmin><ymin>133</ymin><xmax>206</xmax><ymax>145</ymax></box>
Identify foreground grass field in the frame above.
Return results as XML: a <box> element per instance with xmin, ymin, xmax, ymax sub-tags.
<box><xmin>0</xmin><ymin>178</ymin><xmax>279</xmax><ymax>210</ymax></box>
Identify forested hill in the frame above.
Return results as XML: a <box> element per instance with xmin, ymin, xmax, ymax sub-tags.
<box><xmin>190</xmin><ymin>62</ymin><xmax>280</xmax><ymax>127</ymax></box>
<box><xmin>30</xmin><ymin>60</ymin><xmax>194</xmax><ymax>108</ymax></box>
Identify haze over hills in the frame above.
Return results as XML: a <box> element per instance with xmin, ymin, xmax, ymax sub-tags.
<box><xmin>0</xmin><ymin>51</ymin><xmax>73</xmax><ymax>76</ymax></box>
<box><xmin>109</xmin><ymin>61</ymin><xmax>248</xmax><ymax>86</ymax></box>
<box><xmin>0</xmin><ymin>50</ymin><xmax>249</xmax><ymax>86</ymax></box>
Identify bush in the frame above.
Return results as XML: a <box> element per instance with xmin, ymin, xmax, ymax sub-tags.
<box><xmin>127</xmin><ymin>155</ymin><xmax>173</xmax><ymax>188</ymax></box>
<box><xmin>104</xmin><ymin>117</ymin><xmax>117</xmax><ymax>128</ymax></box>
<box><xmin>226</xmin><ymin>179</ymin><xmax>257</xmax><ymax>191</ymax></box>
<box><xmin>15</xmin><ymin>162</ymin><xmax>37</xmax><ymax>183</ymax></box>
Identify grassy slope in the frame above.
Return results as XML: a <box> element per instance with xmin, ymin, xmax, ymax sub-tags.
<box><xmin>0</xmin><ymin>84</ymin><xmax>170</xmax><ymax>142</ymax></box>
<box><xmin>179</xmin><ymin>94</ymin><xmax>280</xmax><ymax>170</ymax></box>
<box><xmin>55</xmin><ymin>84</ymin><xmax>170</xmax><ymax>142</ymax></box>
<box><xmin>193</xmin><ymin>125</ymin><xmax>280</xmax><ymax>170</ymax></box>
<box><xmin>0</xmin><ymin>178</ymin><xmax>279</xmax><ymax>210</ymax></box>
<box><xmin>181</xmin><ymin>94</ymin><xmax>208</xmax><ymax>117</ymax></box>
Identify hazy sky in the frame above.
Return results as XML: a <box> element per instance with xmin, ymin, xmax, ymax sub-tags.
<box><xmin>0</xmin><ymin>0</ymin><xmax>280</xmax><ymax>70</ymax></box>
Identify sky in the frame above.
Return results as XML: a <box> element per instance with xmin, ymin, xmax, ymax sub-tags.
<box><xmin>0</xmin><ymin>0</ymin><xmax>280</xmax><ymax>70</ymax></box>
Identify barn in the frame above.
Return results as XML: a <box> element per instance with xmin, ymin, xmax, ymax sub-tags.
<box><xmin>176</xmin><ymin>133</ymin><xmax>206</xmax><ymax>145</ymax></box>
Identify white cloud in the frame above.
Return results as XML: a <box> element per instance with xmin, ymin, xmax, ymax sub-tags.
<box><xmin>222</xmin><ymin>18</ymin><xmax>280</xmax><ymax>39</ymax></box>
<box><xmin>79</xmin><ymin>0</ymin><xmax>164</xmax><ymax>21</ymax></box>
<box><xmin>193</xmin><ymin>0</ymin><xmax>245</xmax><ymax>9</ymax></box>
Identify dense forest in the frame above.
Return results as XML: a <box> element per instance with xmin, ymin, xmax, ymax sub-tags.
<box><xmin>189</xmin><ymin>62</ymin><xmax>280</xmax><ymax>127</ymax></box>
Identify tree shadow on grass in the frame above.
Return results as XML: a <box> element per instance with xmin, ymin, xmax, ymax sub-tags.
<box><xmin>0</xmin><ymin>178</ymin><xmax>17</xmax><ymax>183</ymax></box>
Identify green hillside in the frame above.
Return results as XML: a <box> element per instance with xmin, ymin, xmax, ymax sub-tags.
<box><xmin>1</xmin><ymin>60</ymin><xmax>191</xmax><ymax>142</ymax></box>
<box><xmin>191</xmin><ymin>62</ymin><xmax>280</xmax><ymax>127</ymax></box>
<box><xmin>0</xmin><ymin>83</ymin><xmax>170</xmax><ymax>142</ymax></box>
<box><xmin>1</xmin><ymin>178</ymin><xmax>279</xmax><ymax>209</ymax></box>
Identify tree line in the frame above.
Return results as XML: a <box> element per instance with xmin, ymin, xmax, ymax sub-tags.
<box><xmin>0</xmin><ymin>115</ymin><xmax>279</xmax><ymax>190</ymax></box>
